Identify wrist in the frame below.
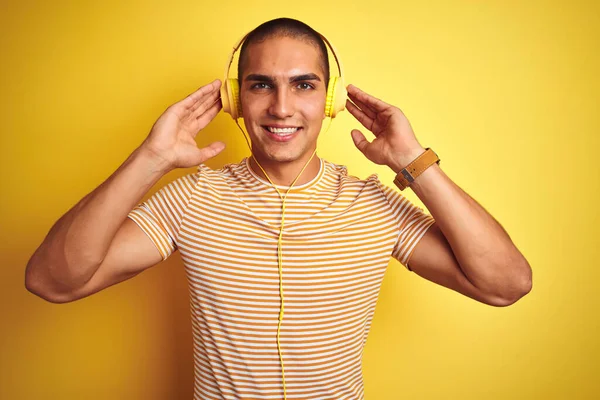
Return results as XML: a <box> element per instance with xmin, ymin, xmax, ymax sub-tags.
<box><xmin>136</xmin><ymin>143</ymin><xmax>175</xmax><ymax>175</ymax></box>
<box><xmin>391</xmin><ymin>147</ymin><xmax>441</xmax><ymax>191</ymax></box>
<box><xmin>388</xmin><ymin>146</ymin><xmax>427</xmax><ymax>174</ymax></box>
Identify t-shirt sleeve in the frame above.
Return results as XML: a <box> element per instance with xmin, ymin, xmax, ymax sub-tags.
<box><xmin>127</xmin><ymin>171</ymin><xmax>200</xmax><ymax>261</ymax></box>
<box><xmin>377</xmin><ymin>182</ymin><xmax>436</xmax><ymax>271</ymax></box>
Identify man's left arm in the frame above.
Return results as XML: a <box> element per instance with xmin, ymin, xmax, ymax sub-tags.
<box><xmin>345</xmin><ymin>84</ymin><xmax>532</xmax><ymax>307</ymax></box>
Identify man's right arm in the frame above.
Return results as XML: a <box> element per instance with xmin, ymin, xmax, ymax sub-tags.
<box><xmin>25</xmin><ymin>79</ymin><xmax>225</xmax><ymax>303</ymax></box>
<box><xmin>25</xmin><ymin>147</ymin><xmax>170</xmax><ymax>303</ymax></box>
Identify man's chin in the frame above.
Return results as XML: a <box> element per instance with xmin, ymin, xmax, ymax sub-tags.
<box><xmin>259</xmin><ymin>153</ymin><xmax>298</xmax><ymax>164</ymax></box>
<box><xmin>253</xmin><ymin>148</ymin><xmax>307</xmax><ymax>165</ymax></box>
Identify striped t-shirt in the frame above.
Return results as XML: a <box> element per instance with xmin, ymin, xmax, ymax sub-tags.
<box><xmin>127</xmin><ymin>157</ymin><xmax>435</xmax><ymax>400</ymax></box>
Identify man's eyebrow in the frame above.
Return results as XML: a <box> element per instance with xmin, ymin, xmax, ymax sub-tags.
<box><xmin>245</xmin><ymin>73</ymin><xmax>322</xmax><ymax>83</ymax></box>
<box><xmin>290</xmin><ymin>73</ymin><xmax>321</xmax><ymax>83</ymax></box>
<box><xmin>245</xmin><ymin>74</ymin><xmax>273</xmax><ymax>82</ymax></box>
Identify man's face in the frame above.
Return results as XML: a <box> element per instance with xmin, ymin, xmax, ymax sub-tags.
<box><xmin>240</xmin><ymin>36</ymin><xmax>327</xmax><ymax>165</ymax></box>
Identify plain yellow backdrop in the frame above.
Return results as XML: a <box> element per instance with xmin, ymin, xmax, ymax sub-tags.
<box><xmin>1</xmin><ymin>0</ymin><xmax>598</xmax><ymax>399</ymax></box>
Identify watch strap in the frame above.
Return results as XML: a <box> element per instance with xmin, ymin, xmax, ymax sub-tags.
<box><xmin>393</xmin><ymin>148</ymin><xmax>440</xmax><ymax>191</ymax></box>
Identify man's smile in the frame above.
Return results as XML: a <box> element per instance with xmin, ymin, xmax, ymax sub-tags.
<box><xmin>261</xmin><ymin>125</ymin><xmax>303</xmax><ymax>142</ymax></box>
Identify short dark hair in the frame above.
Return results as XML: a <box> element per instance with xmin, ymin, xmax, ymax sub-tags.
<box><xmin>237</xmin><ymin>18</ymin><xmax>330</xmax><ymax>88</ymax></box>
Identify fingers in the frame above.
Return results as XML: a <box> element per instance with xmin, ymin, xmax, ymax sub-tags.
<box><xmin>346</xmin><ymin>84</ymin><xmax>391</xmax><ymax>112</ymax></box>
<box><xmin>350</xmin><ymin>129</ymin><xmax>370</xmax><ymax>155</ymax></box>
<box><xmin>183</xmin><ymin>140</ymin><xmax>226</xmax><ymax>167</ymax></box>
<box><xmin>347</xmin><ymin>92</ymin><xmax>377</xmax><ymax>120</ymax></box>
<box><xmin>197</xmin><ymin>141</ymin><xmax>226</xmax><ymax>162</ymax></box>
<box><xmin>181</xmin><ymin>79</ymin><xmax>221</xmax><ymax>110</ymax></box>
<box><xmin>195</xmin><ymin>95</ymin><xmax>222</xmax><ymax>128</ymax></box>
<box><xmin>346</xmin><ymin>99</ymin><xmax>375</xmax><ymax>133</ymax></box>
<box><xmin>190</xmin><ymin>86</ymin><xmax>221</xmax><ymax>115</ymax></box>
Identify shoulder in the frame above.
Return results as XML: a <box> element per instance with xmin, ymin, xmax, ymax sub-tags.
<box><xmin>320</xmin><ymin>159</ymin><xmax>396</xmax><ymax>206</ymax></box>
<box><xmin>196</xmin><ymin>158</ymin><xmax>248</xmax><ymax>181</ymax></box>
<box><xmin>194</xmin><ymin>158</ymin><xmax>265</xmax><ymax>196</ymax></box>
<box><xmin>321</xmin><ymin>159</ymin><xmax>382</xmax><ymax>186</ymax></box>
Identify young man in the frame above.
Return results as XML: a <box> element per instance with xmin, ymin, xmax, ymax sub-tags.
<box><xmin>26</xmin><ymin>18</ymin><xmax>531</xmax><ymax>400</ymax></box>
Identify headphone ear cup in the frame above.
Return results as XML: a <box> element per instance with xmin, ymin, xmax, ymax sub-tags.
<box><xmin>325</xmin><ymin>76</ymin><xmax>347</xmax><ymax>118</ymax></box>
<box><xmin>230</xmin><ymin>79</ymin><xmax>242</xmax><ymax>119</ymax></box>
<box><xmin>220</xmin><ymin>79</ymin><xmax>232</xmax><ymax>116</ymax></box>
<box><xmin>325</xmin><ymin>77</ymin><xmax>336</xmax><ymax>118</ymax></box>
<box><xmin>221</xmin><ymin>78</ymin><xmax>242</xmax><ymax>119</ymax></box>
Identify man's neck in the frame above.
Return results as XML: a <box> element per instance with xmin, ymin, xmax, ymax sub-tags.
<box><xmin>249</xmin><ymin>154</ymin><xmax>321</xmax><ymax>187</ymax></box>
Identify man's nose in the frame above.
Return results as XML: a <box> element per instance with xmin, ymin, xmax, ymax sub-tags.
<box><xmin>268</xmin><ymin>87</ymin><xmax>294</xmax><ymax>119</ymax></box>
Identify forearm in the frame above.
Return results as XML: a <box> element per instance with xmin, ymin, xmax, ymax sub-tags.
<box><xmin>344</xmin><ymin>83</ymin><xmax>531</xmax><ymax>300</ymax></box>
<box><xmin>394</xmin><ymin>156</ymin><xmax>531</xmax><ymax>299</ymax></box>
<box><xmin>27</xmin><ymin>145</ymin><xmax>170</xmax><ymax>288</ymax></box>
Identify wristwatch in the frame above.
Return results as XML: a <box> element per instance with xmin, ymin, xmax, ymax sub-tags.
<box><xmin>393</xmin><ymin>148</ymin><xmax>440</xmax><ymax>191</ymax></box>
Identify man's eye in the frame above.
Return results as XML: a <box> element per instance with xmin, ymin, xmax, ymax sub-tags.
<box><xmin>251</xmin><ymin>83</ymin><xmax>271</xmax><ymax>90</ymax></box>
<box><xmin>297</xmin><ymin>82</ymin><xmax>314</xmax><ymax>90</ymax></box>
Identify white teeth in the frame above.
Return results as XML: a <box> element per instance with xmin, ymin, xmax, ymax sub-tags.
<box><xmin>267</xmin><ymin>127</ymin><xmax>299</xmax><ymax>135</ymax></box>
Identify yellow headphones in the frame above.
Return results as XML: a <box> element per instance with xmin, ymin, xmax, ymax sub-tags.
<box><xmin>220</xmin><ymin>30</ymin><xmax>347</xmax><ymax>120</ymax></box>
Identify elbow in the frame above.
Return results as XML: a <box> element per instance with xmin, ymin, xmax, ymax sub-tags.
<box><xmin>25</xmin><ymin>280</ymin><xmax>74</xmax><ymax>304</ymax></box>
<box><xmin>25</xmin><ymin>262</ymin><xmax>77</xmax><ymax>304</ymax></box>
<box><xmin>489</xmin><ymin>261</ymin><xmax>533</xmax><ymax>307</ymax></box>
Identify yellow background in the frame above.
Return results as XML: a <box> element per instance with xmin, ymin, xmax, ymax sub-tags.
<box><xmin>1</xmin><ymin>0</ymin><xmax>598</xmax><ymax>398</ymax></box>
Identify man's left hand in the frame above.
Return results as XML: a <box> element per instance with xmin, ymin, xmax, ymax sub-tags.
<box><xmin>346</xmin><ymin>84</ymin><xmax>426</xmax><ymax>173</ymax></box>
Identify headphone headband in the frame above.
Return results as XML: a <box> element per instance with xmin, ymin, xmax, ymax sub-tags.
<box><xmin>223</xmin><ymin>30</ymin><xmax>344</xmax><ymax>83</ymax></box>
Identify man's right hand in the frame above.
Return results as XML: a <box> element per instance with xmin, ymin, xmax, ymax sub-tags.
<box><xmin>25</xmin><ymin>79</ymin><xmax>228</xmax><ymax>303</ymax></box>
<box><xmin>141</xmin><ymin>79</ymin><xmax>226</xmax><ymax>172</ymax></box>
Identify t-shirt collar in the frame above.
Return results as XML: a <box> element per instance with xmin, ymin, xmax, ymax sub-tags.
<box><xmin>244</xmin><ymin>157</ymin><xmax>325</xmax><ymax>192</ymax></box>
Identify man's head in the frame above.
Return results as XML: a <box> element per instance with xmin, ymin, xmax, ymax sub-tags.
<box><xmin>237</xmin><ymin>18</ymin><xmax>330</xmax><ymax>90</ymax></box>
<box><xmin>235</xmin><ymin>18</ymin><xmax>332</xmax><ymax>166</ymax></box>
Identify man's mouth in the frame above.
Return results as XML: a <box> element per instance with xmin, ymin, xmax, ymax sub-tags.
<box><xmin>262</xmin><ymin>125</ymin><xmax>302</xmax><ymax>142</ymax></box>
